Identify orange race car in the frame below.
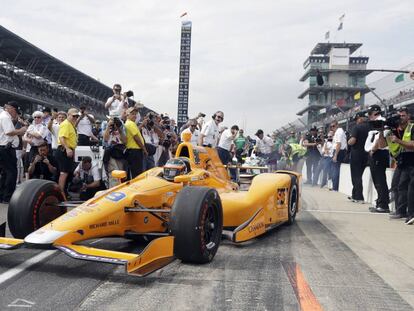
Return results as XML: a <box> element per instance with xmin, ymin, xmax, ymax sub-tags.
<box><xmin>0</xmin><ymin>133</ymin><xmax>300</xmax><ymax>276</ymax></box>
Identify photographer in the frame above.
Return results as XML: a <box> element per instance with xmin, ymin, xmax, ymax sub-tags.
<box><xmin>28</xmin><ymin>143</ymin><xmax>58</xmax><ymax>181</ymax></box>
<box><xmin>140</xmin><ymin>112</ymin><xmax>164</xmax><ymax>170</ymax></box>
<box><xmin>313</xmin><ymin>131</ymin><xmax>334</xmax><ymax>188</ymax></box>
<box><xmin>364</xmin><ymin>105</ymin><xmax>390</xmax><ymax>213</ymax></box>
<box><xmin>383</xmin><ymin>107</ymin><xmax>414</xmax><ymax>223</ymax></box>
<box><xmin>102</xmin><ymin>117</ymin><xmax>127</xmax><ymax>174</ymax></box>
<box><xmin>105</xmin><ymin>84</ymin><xmax>128</xmax><ymax>118</ymax></box>
<box><xmin>75</xmin><ymin>106</ymin><xmax>98</xmax><ymax>146</ymax></box>
<box><xmin>70</xmin><ymin>156</ymin><xmax>104</xmax><ymax>200</ymax></box>
<box><xmin>158</xmin><ymin>115</ymin><xmax>177</xmax><ymax>166</ymax></box>
<box><xmin>348</xmin><ymin>112</ymin><xmax>369</xmax><ymax>203</ymax></box>
<box><xmin>302</xmin><ymin>127</ymin><xmax>322</xmax><ymax>184</ymax></box>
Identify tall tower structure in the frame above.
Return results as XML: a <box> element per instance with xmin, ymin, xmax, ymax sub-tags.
<box><xmin>177</xmin><ymin>20</ymin><xmax>192</xmax><ymax>129</ymax></box>
<box><xmin>297</xmin><ymin>42</ymin><xmax>372</xmax><ymax>125</ymax></box>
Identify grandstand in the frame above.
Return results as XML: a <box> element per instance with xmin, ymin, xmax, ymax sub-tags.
<box><xmin>0</xmin><ymin>25</ymin><xmax>112</xmax><ymax>116</ymax></box>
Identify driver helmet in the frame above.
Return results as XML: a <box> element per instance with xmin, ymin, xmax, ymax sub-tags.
<box><xmin>163</xmin><ymin>157</ymin><xmax>191</xmax><ymax>181</ymax></box>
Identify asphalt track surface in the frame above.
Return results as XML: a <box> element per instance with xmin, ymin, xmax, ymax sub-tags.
<box><xmin>0</xmin><ymin>196</ymin><xmax>411</xmax><ymax>310</ymax></box>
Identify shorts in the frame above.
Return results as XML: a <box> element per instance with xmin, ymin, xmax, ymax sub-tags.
<box><xmin>55</xmin><ymin>147</ymin><xmax>75</xmax><ymax>173</ymax></box>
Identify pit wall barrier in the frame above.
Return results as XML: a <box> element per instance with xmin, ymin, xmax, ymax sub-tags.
<box><xmin>302</xmin><ymin>162</ymin><xmax>395</xmax><ymax>207</ymax></box>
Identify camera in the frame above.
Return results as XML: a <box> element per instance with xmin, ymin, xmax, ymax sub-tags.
<box><xmin>369</xmin><ymin>111</ymin><xmax>401</xmax><ymax>131</ymax></box>
<box><xmin>110</xmin><ymin>117</ymin><xmax>123</xmax><ymax>131</ymax></box>
<box><xmin>125</xmin><ymin>90</ymin><xmax>134</xmax><ymax>97</ymax></box>
<box><xmin>162</xmin><ymin>133</ymin><xmax>172</xmax><ymax>148</ymax></box>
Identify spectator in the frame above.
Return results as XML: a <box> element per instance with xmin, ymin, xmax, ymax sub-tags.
<box><xmin>70</xmin><ymin>156</ymin><xmax>104</xmax><ymax>200</ymax></box>
<box><xmin>23</xmin><ymin>111</ymin><xmax>49</xmax><ymax>165</ymax></box>
<box><xmin>102</xmin><ymin>117</ymin><xmax>127</xmax><ymax>174</ymax></box>
<box><xmin>331</xmin><ymin>120</ymin><xmax>347</xmax><ymax>191</ymax></box>
<box><xmin>92</xmin><ymin>120</ymin><xmax>103</xmax><ymax>143</ymax></box>
<box><xmin>348</xmin><ymin>112</ymin><xmax>369</xmax><ymax>202</ymax></box>
<box><xmin>286</xmin><ymin>131</ymin><xmax>298</xmax><ymax>144</ymax></box>
<box><xmin>364</xmin><ymin>105</ymin><xmax>390</xmax><ymax>213</ymax></box>
<box><xmin>180</xmin><ymin>119</ymin><xmax>200</xmax><ymax>146</ymax></box>
<box><xmin>234</xmin><ymin>129</ymin><xmax>249</xmax><ymax>163</ymax></box>
<box><xmin>105</xmin><ymin>84</ymin><xmax>128</xmax><ymax>118</ymax></box>
<box><xmin>158</xmin><ymin>115</ymin><xmax>178</xmax><ymax>166</ymax></box>
<box><xmin>28</xmin><ymin>142</ymin><xmax>58</xmax><ymax>181</ymax></box>
<box><xmin>48</xmin><ymin>111</ymin><xmax>67</xmax><ymax>157</ymax></box>
<box><xmin>254</xmin><ymin>129</ymin><xmax>274</xmax><ymax>159</ymax></box>
<box><xmin>303</xmin><ymin>127</ymin><xmax>322</xmax><ymax>184</ymax></box>
<box><xmin>125</xmin><ymin>107</ymin><xmax>147</xmax><ymax>178</ymax></box>
<box><xmin>199</xmin><ymin>111</ymin><xmax>224</xmax><ymax>147</ymax></box>
<box><xmin>56</xmin><ymin>108</ymin><xmax>80</xmax><ymax>193</ymax></box>
<box><xmin>76</xmin><ymin>106</ymin><xmax>98</xmax><ymax>146</ymax></box>
<box><xmin>140</xmin><ymin>112</ymin><xmax>164</xmax><ymax>170</ymax></box>
<box><xmin>0</xmin><ymin>101</ymin><xmax>27</xmax><ymax>203</ymax></box>
<box><xmin>42</xmin><ymin>107</ymin><xmax>53</xmax><ymax>149</ymax></box>
<box><xmin>197</xmin><ymin>112</ymin><xmax>206</xmax><ymax>130</ymax></box>
<box><xmin>313</xmin><ymin>131</ymin><xmax>334</xmax><ymax>188</ymax></box>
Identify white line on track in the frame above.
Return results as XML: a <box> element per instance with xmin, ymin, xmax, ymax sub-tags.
<box><xmin>305</xmin><ymin>209</ymin><xmax>389</xmax><ymax>215</ymax></box>
<box><xmin>0</xmin><ymin>250</ymin><xmax>56</xmax><ymax>285</ymax></box>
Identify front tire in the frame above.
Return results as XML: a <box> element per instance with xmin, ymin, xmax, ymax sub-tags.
<box><xmin>7</xmin><ymin>180</ymin><xmax>66</xmax><ymax>238</ymax></box>
<box><xmin>170</xmin><ymin>187</ymin><xmax>223</xmax><ymax>263</ymax></box>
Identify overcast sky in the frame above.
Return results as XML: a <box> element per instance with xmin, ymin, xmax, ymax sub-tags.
<box><xmin>1</xmin><ymin>0</ymin><xmax>413</xmax><ymax>134</ymax></box>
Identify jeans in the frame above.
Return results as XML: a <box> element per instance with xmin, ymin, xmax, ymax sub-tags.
<box><xmin>350</xmin><ymin>151</ymin><xmax>368</xmax><ymax>200</ymax></box>
<box><xmin>313</xmin><ymin>157</ymin><xmax>332</xmax><ymax>187</ymax></box>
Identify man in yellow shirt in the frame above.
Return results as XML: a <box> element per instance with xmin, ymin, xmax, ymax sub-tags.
<box><xmin>56</xmin><ymin>108</ymin><xmax>79</xmax><ymax>193</ymax></box>
<box><xmin>125</xmin><ymin>107</ymin><xmax>147</xmax><ymax>178</ymax></box>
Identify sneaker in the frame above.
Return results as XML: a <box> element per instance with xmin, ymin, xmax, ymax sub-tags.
<box><xmin>390</xmin><ymin>213</ymin><xmax>406</xmax><ymax>219</ymax></box>
<box><xmin>347</xmin><ymin>196</ymin><xmax>353</xmax><ymax>201</ymax></box>
<box><xmin>353</xmin><ymin>199</ymin><xmax>365</xmax><ymax>204</ymax></box>
<box><xmin>369</xmin><ymin>206</ymin><xmax>389</xmax><ymax>213</ymax></box>
<box><xmin>405</xmin><ymin>216</ymin><xmax>414</xmax><ymax>225</ymax></box>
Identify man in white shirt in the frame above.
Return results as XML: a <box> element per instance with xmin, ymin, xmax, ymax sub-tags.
<box><xmin>180</xmin><ymin>119</ymin><xmax>200</xmax><ymax>146</ymax></box>
<box><xmin>217</xmin><ymin>125</ymin><xmax>239</xmax><ymax>165</ymax></box>
<box><xmin>364</xmin><ymin>104</ymin><xmax>390</xmax><ymax>213</ymax></box>
<box><xmin>48</xmin><ymin>111</ymin><xmax>67</xmax><ymax>156</ymax></box>
<box><xmin>255</xmin><ymin>129</ymin><xmax>274</xmax><ymax>156</ymax></box>
<box><xmin>105</xmin><ymin>84</ymin><xmax>128</xmax><ymax>118</ymax></box>
<box><xmin>198</xmin><ymin>111</ymin><xmax>224</xmax><ymax>147</ymax></box>
<box><xmin>76</xmin><ymin>106</ymin><xmax>98</xmax><ymax>146</ymax></box>
<box><xmin>330</xmin><ymin>120</ymin><xmax>347</xmax><ymax>191</ymax></box>
<box><xmin>0</xmin><ymin>101</ymin><xmax>27</xmax><ymax>203</ymax></box>
<box><xmin>71</xmin><ymin>156</ymin><xmax>103</xmax><ymax>200</ymax></box>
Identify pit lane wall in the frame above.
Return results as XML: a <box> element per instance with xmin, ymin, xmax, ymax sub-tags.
<box><xmin>302</xmin><ymin>163</ymin><xmax>395</xmax><ymax>208</ymax></box>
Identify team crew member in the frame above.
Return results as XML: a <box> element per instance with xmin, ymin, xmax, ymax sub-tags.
<box><xmin>217</xmin><ymin>125</ymin><xmax>239</xmax><ymax>165</ymax></box>
<box><xmin>180</xmin><ymin>119</ymin><xmax>200</xmax><ymax>146</ymax></box>
<box><xmin>364</xmin><ymin>105</ymin><xmax>390</xmax><ymax>213</ymax></box>
<box><xmin>56</xmin><ymin>108</ymin><xmax>80</xmax><ymax>193</ymax></box>
<box><xmin>254</xmin><ymin>129</ymin><xmax>274</xmax><ymax>157</ymax></box>
<box><xmin>348</xmin><ymin>112</ymin><xmax>369</xmax><ymax>202</ymax></box>
<box><xmin>383</xmin><ymin>107</ymin><xmax>414</xmax><ymax>222</ymax></box>
<box><xmin>125</xmin><ymin>107</ymin><xmax>148</xmax><ymax>179</ymax></box>
<box><xmin>234</xmin><ymin>129</ymin><xmax>249</xmax><ymax>163</ymax></box>
<box><xmin>303</xmin><ymin>127</ymin><xmax>321</xmax><ymax>184</ymax></box>
<box><xmin>0</xmin><ymin>101</ymin><xmax>27</xmax><ymax>203</ymax></box>
<box><xmin>199</xmin><ymin>111</ymin><xmax>224</xmax><ymax>147</ymax></box>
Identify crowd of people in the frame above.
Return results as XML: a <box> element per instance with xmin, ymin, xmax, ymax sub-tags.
<box><xmin>1</xmin><ymin>82</ymin><xmax>413</xmax><ymax>227</ymax></box>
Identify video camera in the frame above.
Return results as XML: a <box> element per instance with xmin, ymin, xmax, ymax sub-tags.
<box><xmin>369</xmin><ymin>109</ymin><xmax>401</xmax><ymax>131</ymax></box>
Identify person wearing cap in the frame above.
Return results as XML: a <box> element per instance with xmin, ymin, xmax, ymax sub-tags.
<box><xmin>0</xmin><ymin>101</ymin><xmax>27</xmax><ymax>203</ymax></box>
<box><xmin>381</xmin><ymin>107</ymin><xmax>414</xmax><ymax>223</ymax></box>
<box><xmin>23</xmin><ymin>111</ymin><xmax>49</xmax><ymax>169</ymax></box>
<box><xmin>197</xmin><ymin>112</ymin><xmax>206</xmax><ymax>130</ymax></box>
<box><xmin>347</xmin><ymin>112</ymin><xmax>369</xmax><ymax>202</ymax></box>
<box><xmin>125</xmin><ymin>107</ymin><xmax>148</xmax><ymax>178</ymax></box>
<box><xmin>303</xmin><ymin>127</ymin><xmax>322</xmax><ymax>185</ymax></box>
<box><xmin>48</xmin><ymin>111</ymin><xmax>67</xmax><ymax>157</ymax></box>
<box><xmin>331</xmin><ymin>120</ymin><xmax>348</xmax><ymax>191</ymax></box>
<box><xmin>199</xmin><ymin>111</ymin><xmax>224</xmax><ymax>148</ymax></box>
<box><xmin>364</xmin><ymin>105</ymin><xmax>390</xmax><ymax>213</ymax></box>
<box><xmin>105</xmin><ymin>84</ymin><xmax>128</xmax><ymax>118</ymax></box>
<box><xmin>56</xmin><ymin>108</ymin><xmax>80</xmax><ymax>193</ymax></box>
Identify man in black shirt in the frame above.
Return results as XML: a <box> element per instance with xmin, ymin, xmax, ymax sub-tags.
<box><xmin>348</xmin><ymin>112</ymin><xmax>369</xmax><ymax>202</ymax></box>
<box><xmin>28</xmin><ymin>143</ymin><xmax>58</xmax><ymax>181</ymax></box>
<box><xmin>303</xmin><ymin>127</ymin><xmax>321</xmax><ymax>184</ymax></box>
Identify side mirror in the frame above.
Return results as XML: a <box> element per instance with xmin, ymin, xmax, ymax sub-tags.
<box><xmin>111</xmin><ymin>170</ymin><xmax>127</xmax><ymax>180</ymax></box>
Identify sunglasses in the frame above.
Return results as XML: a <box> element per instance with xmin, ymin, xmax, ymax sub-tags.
<box><xmin>190</xmin><ymin>124</ymin><xmax>197</xmax><ymax>127</ymax></box>
<box><xmin>216</xmin><ymin>116</ymin><xmax>223</xmax><ymax>120</ymax></box>
<box><xmin>34</xmin><ymin>116</ymin><xmax>42</xmax><ymax>119</ymax></box>
<box><xmin>114</xmin><ymin>88</ymin><xmax>121</xmax><ymax>92</ymax></box>
<box><xmin>72</xmin><ymin>114</ymin><xmax>80</xmax><ymax>118</ymax></box>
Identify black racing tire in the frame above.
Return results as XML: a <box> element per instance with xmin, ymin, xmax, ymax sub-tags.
<box><xmin>170</xmin><ymin>187</ymin><xmax>223</xmax><ymax>263</ymax></box>
<box><xmin>7</xmin><ymin>180</ymin><xmax>66</xmax><ymax>239</ymax></box>
<box><xmin>287</xmin><ymin>176</ymin><xmax>298</xmax><ymax>225</ymax></box>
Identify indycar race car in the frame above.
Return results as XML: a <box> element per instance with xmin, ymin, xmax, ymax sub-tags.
<box><xmin>0</xmin><ymin>132</ymin><xmax>300</xmax><ymax>276</ymax></box>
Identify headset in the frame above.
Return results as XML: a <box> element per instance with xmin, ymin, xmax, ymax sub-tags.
<box><xmin>212</xmin><ymin>111</ymin><xmax>224</xmax><ymax>119</ymax></box>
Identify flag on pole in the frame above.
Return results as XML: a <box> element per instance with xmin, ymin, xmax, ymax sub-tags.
<box><xmin>353</xmin><ymin>92</ymin><xmax>361</xmax><ymax>100</ymax></box>
<box><xmin>339</xmin><ymin>14</ymin><xmax>345</xmax><ymax>22</ymax></box>
<box><xmin>338</xmin><ymin>22</ymin><xmax>343</xmax><ymax>31</ymax></box>
<box><xmin>395</xmin><ymin>73</ymin><xmax>404</xmax><ymax>83</ymax></box>
<box><xmin>325</xmin><ymin>31</ymin><xmax>330</xmax><ymax>40</ymax></box>
<box><xmin>180</xmin><ymin>12</ymin><xmax>188</xmax><ymax>18</ymax></box>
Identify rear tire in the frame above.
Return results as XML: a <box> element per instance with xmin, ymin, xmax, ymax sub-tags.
<box><xmin>7</xmin><ymin>180</ymin><xmax>66</xmax><ymax>238</ymax></box>
<box><xmin>170</xmin><ymin>187</ymin><xmax>223</xmax><ymax>263</ymax></box>
<box><xmin>287</xmin><ymin>176</ymin><xmax>298</xmax><ymax>225</ymax></box>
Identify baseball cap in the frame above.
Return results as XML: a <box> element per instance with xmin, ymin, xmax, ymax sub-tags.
<box><xmin>310</xmin><ymin>126</ymin><xmax>317</xmax><ymax>131</ymax></box>
<box><xmin>42</xmin><ymin>107</ymin><xmax>51</xmax><ymax>113</ymax></box>
<box><xmin>5</xmin><ymin>101</ymin><xmax>22</xmax><ymax>114</ymax></box>
<box><xmin>198</xmin><ymin>112</ymin><xmax>206</xmax><ymax>118</ymax></box>
<box><xmin>354</xmin><ymin>111</ymin><xmax>366</xmax><ymax>120</ymax></box>
<box><xmin>255</xmin><ymin>129</ymin><xmax>264</xmax><ymax>136</ymax></box>
<box><xmin>126</xmin><ymin>107</ymin><xmax>138</xmax><ymax>115</ymax></box>
<box><xmin>368</xmin><ymin>104</ymin><xmax>382</xmax><ymax>114</ymax></box>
